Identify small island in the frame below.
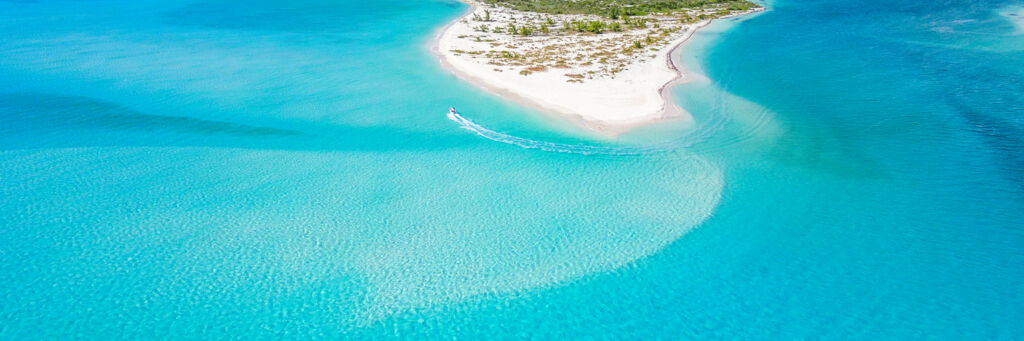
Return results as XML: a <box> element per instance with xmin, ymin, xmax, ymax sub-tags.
<box><xmin>437</xmin><ymin>0</ymin><xmax>764</xmax><ymax>134</ymax></box>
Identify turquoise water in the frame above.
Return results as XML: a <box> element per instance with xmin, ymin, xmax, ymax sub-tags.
<box><xmin>1</xmin><ymin>0</ymin><xmax>1022</xmax><ymax>338</ymax></box>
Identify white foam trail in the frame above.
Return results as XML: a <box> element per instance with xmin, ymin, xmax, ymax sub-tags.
<box><xmin>446</xmin><ymin>101</ymin><xmax>775</xmax><ymax>155</ymax></box>
<box><xmin>448</xmin><ymin>111</ymin><xmax>681</xmax><ymax>155</ymax></box>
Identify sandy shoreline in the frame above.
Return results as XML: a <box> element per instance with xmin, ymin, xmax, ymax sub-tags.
<box><xmin>433</xmin><ymin>1</ymin><xmax>764</xmax><ymax>136</ymax></box>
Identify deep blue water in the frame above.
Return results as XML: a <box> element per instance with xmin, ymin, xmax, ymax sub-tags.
<box><xmin>1</xmin><ymin>0</ymin><xmax>1022</xmax><ymax>338</ymax></box>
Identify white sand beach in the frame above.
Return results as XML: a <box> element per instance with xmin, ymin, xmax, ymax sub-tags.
<box><xmin>435</xmin><ymin>1</ymin><xmax>763</xmax><ymax>135</ymax></box>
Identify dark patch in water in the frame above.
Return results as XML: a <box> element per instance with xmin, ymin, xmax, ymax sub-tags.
<box><xmin>163</xmin><ymin>0</ymin><xmax>420</xmax><ymax>33</ymax></box>
<box><xmin>948</xmin><ymin>98</ymin><xmax>1024</xmax><ymax>191</ymax></box>
<box><xmin>0</xmin><ymin>92</ymin><xmax>470</xmax><ymax>153</ymax></box>
<box><xmin>864</xmin><ymin>27</ymin><xmax>1024</xmax><ymax>192</ymax></box>
<box><xmin>935</xmin><ymin>61</ymin><xmax>1024</xmax><ymax>191</ymax></box>
<box><xmin>0</xmin><ymin>93</ymin><xmax>303</xmax><ymax>137</ymax></box>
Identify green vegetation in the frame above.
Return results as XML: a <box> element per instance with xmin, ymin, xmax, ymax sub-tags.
<box><xmin>624</xmin><ymin>17</ymin><xmax>647</xmax><ymax>28</ymax></box>
<box><xmin>727</xmin><ymin>1</ymin><xmax>757</xmax><ymax>10</ymax></box>
<box><xmin>457</xmin><ymin>0</ymin><xmax>762</xmax><ymax>80</ymax></box>
<box><xmin>480</xmin><ymin>0</ymin><xmax>759</xmax><ymax>17</ymax></box>
<box><xmin>569</xmin><ymin>20</ymin><xmax>608</xmax><ymax>33</ymax></box>
<box><xmin>500</xmin><ymin>51</ymin><xmax>519</xmax><ymax>59</ymax></box>
<box><xmin>504</xmin><ymin>23</ymin><xmax>541</xmax><ymax>36</ymax></box>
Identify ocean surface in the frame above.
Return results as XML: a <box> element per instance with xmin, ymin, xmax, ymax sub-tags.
<box><xmin>1</xmin><ymin>0</ymin><xmax>1022</xmax><ymax>338</ymax></box>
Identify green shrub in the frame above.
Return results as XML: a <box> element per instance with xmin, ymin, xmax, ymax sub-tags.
<box><xmin>478</xmin><ymin>0</ymin><xmax>758</xmax><ymax>16</ymax></box>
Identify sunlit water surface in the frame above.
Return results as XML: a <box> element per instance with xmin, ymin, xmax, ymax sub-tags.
<box><xmin>1</xmin><ymin>0</ymin><xmax>1022</xmax><ymax>338</ymax></box>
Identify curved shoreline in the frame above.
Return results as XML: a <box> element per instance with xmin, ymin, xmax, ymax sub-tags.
<box><xmin>433</xmin><ymin>1</ymin><xmax>765</xmax><ymax>136</ymax></box>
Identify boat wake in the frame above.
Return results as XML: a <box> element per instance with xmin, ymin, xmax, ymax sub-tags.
<box><xmin>446</xmin><ymin>108</ymin><xmax>749</xmax><ymax>156</ymax></box>
<box><xmin>447</xmin><ymin>111</ymin><xmax>657</xmax><ymax>155</ymax></box>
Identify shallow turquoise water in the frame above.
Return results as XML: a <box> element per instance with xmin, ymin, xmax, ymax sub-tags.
<box><xmin>1</xmin><ymin>0</ymin><xmax>1022</xmax><ymax>338</ymax></box>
